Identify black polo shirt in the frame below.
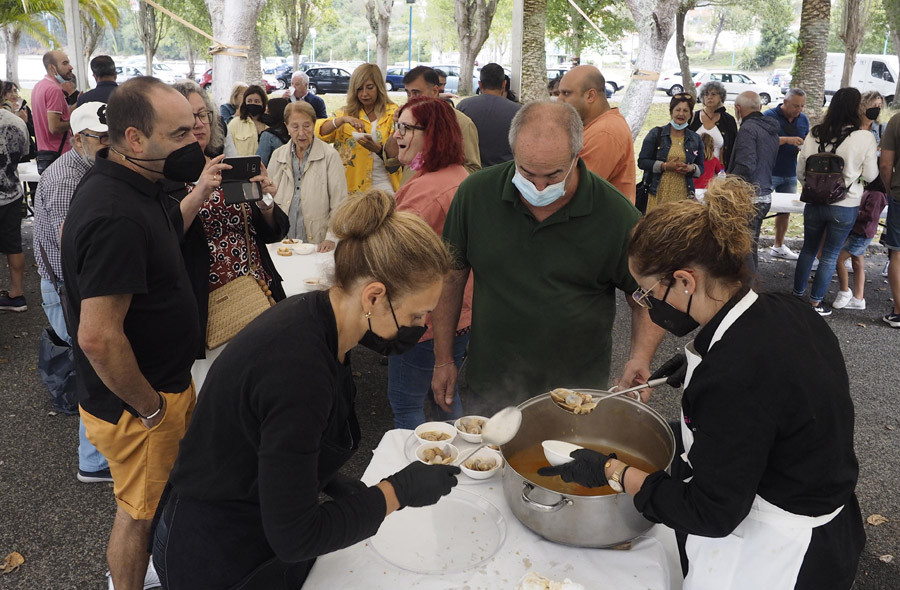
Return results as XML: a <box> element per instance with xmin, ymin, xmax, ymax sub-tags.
<box><xmin>61</xmin><ymin>150</ymin><xmax>200</xmax><ymax>424</ymax></box>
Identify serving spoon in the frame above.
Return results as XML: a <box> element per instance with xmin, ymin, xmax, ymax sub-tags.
<box><xmin>453</xmin><ymin>406</ymin><xmax>522</xmax><ymax>467</ymax></box>
<box><xmin>550</xmin><ymin>377</ymin><xmax>668</xmax><ymax>415</ymax></box>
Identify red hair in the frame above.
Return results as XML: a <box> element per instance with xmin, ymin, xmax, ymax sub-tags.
<box><xmin>398</xmin><ymin>96</ymin><xmax>464</xmax><ymax>173</ymax></box>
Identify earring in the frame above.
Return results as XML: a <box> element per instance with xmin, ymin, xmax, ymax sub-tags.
<box><xmin>684</xmin><ymin>290</ymin><xmax>689</xmax><ymax>294</ymax></box>
<box><xmin>365</xmin><ymin>311</ymin><xmax>372</xmax><ymax>319</ymax></box>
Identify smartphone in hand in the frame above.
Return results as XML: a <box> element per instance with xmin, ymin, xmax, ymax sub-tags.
<box><xmin>221</xmin><ymin>156</ymin><xmax>263</xmax><ymax>204</ymax></box>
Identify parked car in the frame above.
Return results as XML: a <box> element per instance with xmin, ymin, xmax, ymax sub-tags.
<box><xmin>657</xmin><ymin>70</ymin><xmax>702</xmax><ymax>96</ymax></box>
<box><xmin>275</xmin><ymin>62</ymin><xmax>331</xmax><ymax>89</ymax></box>
<box><xmin>768</xmin><ymin>68</ymin><xmax>791</xmax><ymax>87</ymax></box>
<box><xmin>384</xmin><ymin>67</ymin><xmax>409</xmax><ymax>91</ymax></box>
<box><xmin>199</xmin><ymin>69</ymin><xmax>275</xmax><ymax>94</ymax></box>
<box><xmin>306</xmin><ymin>66</ymin><xmax>352</xmax><ymax>95</ymax></box>
<box><xmin>429</xmin><ymin>64</ymin><xmax>479</xmax><ymax>94</ymax></box>
<box><xmin>547</xmin><ymin>66</ymin><xmax>620</xmax><ymax>98</ymax></box>
<box><xmin>115</xmin><ymin>65</ymin><xmax>144</xmax><ymax>83</ymax></box>
<box><xmin>692</xmin><ymin>70</ymin><xmax>782</xmax><ymax>105</ymax></box>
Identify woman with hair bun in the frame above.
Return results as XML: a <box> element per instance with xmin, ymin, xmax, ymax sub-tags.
<box><xmin>539</xmin><ymin>176</ymin><xmax>864</xmax><ymax>590</ymax></box>
<box><xmin>152</xmin><ymin>190</ymin><xmax>461</xmax><ymax>589</ymax></box>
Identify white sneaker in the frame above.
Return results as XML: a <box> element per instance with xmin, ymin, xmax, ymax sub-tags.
<box><xmin>832</xmin><ymin>290</ymin><xmax>853</xmax><ymax>309</ymax></box>
<box><xmin>883</xmin><ymin>260</ymin><xmax>891</xmax><ymax>277</ymax></box>
<box><xmin>770</xmin><ymin>244</ymin><xmax>799</xmax><ymax>260</ymax></box>
<box><xmin>106</xmin><ymin>561</ymin><xmax>161</xmax><ymax>590</ymax></box>
<box><xmin>844</xmin><ymin>297</ymin><xmax>866</xmax><ymax>310</ymax></box>
<box><xmin>811</xmin><ymin>258</ymin><xmax>819</xmax><ymax>271</ymax></box>
<box><xmin>844</xmin><ymin>258</ymin><xmax>853</xmax><ymax>273</ymax></box>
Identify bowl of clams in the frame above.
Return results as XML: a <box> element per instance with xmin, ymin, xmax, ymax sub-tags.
<box><xmin>414</xmin><ymin>421</ymin><xmax>458</xmax><ymax>446</ymax></box>
<box><xmin>454</xmin><ymin>415</ymin><xmax>488</xmax><ymax>444</ymax></box>
<box><xmin>415</xmin><ymin>442</ymin><xmax>459</xmax><ymax>466</ymax></box>
<box><xmin>460</xmin><ymin>446</ymin><xmax>502</xmax><ymax>480</ymax></box>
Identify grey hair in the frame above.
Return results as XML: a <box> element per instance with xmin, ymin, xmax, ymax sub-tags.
<box><xmin>698</xmin><ymin>80</ymin><xmax>727</xmax><ymax>102</ymax></box>
<box><xmin>785</xmin><ymin>88</ymin><xmax>806</xmax><ymax>100</ymax></box>
<box><xmin>170</xmin><ymin>79</ymin><xmax>224</xmax><ymax>157</ymax></box>
<box><xmin>735</xmin><ymin>91</ymin><xmax>761</xmax><ymax>113</ymax></box>
<box><xmin>509</xmin><ymin>101</ymin><xmax>583</xmax><ymax>158</ymax></box>
<box><xmin>291</xmin><ymin>70</ymin><xmax>309</xmax><ymax>84</ymax></box>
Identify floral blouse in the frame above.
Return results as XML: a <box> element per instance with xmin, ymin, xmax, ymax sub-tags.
<box><xmin>315</xmin><ymin>104</ymin><xmax>402</xmax><ymax>194</ymax></box>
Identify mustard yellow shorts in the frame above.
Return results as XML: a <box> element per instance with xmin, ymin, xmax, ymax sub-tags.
<box><xmin>80</xmin><ymin>383</ymin><xmax>196</xmax><ymax>520</ymax></box>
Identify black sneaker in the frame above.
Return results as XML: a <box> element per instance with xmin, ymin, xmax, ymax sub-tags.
<box><xmin>883</xmin><ymin>312</ymin><xmax>900</xmax><ymax>328</ymax></box>
<box><xmin>814</xmin><ymin>304</ymin><xmax>833</xmax><ymax>317</ymax></box>
<box><xmin>0</xmin><ymin>293</ymin><xmax>26</xmax><ymax>312</ymax></box>
<box><xmin>77</xmin><ymin>468</ymin><xmax>113</xmax><ymax>483</ymax></box>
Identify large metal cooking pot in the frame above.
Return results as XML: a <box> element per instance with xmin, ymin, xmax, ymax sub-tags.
<box><xmin>500</xmin><ymin>391</ymin><xmax>675</xmax><ymax>548</ymax></box>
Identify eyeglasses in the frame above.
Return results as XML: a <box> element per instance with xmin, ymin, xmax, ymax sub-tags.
<box><xmin>80</xmin><ymin>131</ymin><xmax>109</xmax><ymax>145</ymax></box>
<box><xmin>631</xmin><ymin>279</ymin><xmax>662</xmax><ymax>309</ymax></box>
<box><xmin>393</xmin><ymin>121</ymin><xmax>425</xmax><ymax>137</ymax></box>
<box><xmin>192</xmin><ymin>110</ymin><xmax>213</xmax><ymax>125</ymax></box>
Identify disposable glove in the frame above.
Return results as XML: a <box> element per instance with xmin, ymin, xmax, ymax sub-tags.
<box><xmin>384</xmin><ymin>462</ymin><xmax>460</xmax><ymax>508</ymax></box>
<box><xmin>537</xmin><ymin>449</ymin><xmax>617</xmax><ymax>488</ymax></box>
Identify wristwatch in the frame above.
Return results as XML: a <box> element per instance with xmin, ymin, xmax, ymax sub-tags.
<box><xmin>607</xmin><ymin>460</ymin><xmax>629</xmax><ymax>493</ymax></box>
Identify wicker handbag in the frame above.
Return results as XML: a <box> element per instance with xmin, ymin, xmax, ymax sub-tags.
<box><xmin>205</xmin><ymin>204</ymin><xmax>275</xmax><ymax>349</ymax></box>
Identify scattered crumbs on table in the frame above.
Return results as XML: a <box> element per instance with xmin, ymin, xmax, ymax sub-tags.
<box><xmin>523</xmin><ymin>557</ymin><xmax>532</xmax><ymax>568</ymax></box>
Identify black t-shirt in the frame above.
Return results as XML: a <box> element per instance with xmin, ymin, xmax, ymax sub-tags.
<box><xmin>61</xmin><ymin>152</ymin><xmax>200</xmax><ymax>423</ymax></box>
<box><xmin>166</xmin><ymin>291</ymin><xmax>386</xmax><ymax>585</ymax></box>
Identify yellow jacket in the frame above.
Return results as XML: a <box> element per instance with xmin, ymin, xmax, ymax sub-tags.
<box><xmin>315</xmin><ymin>105</ymin><xmax>402</xmax><ymax>194</ymax></box>
<box><xmin>227</xmin><ymin>116</ymin><xmax>260</xmax><ymax>157</ymax></box>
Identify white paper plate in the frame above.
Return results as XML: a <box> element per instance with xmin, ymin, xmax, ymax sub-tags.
<box><xmin>404</xmin><ymin>432</ymin><xmax>501</xmax><ymax>484</ymax></box>
<box><xmin>369</xmin><ymin>488</ymin><xmax>507</xmax><ymax>574</ymax></box>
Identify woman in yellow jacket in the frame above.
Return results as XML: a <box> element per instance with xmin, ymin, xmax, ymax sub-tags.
<box><xmin>315</xmin><ymin>64</ymin><xmax>402</xmax><ymax>195</ymax></box>
<box><xmin>227</xmin><ymin>85</ymin><xmax>268</xmax><ymax>156</ymax></box>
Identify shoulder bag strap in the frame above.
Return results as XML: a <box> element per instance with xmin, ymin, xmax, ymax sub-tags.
<box><xmin>56</xmin><ymin>131</ymin><xmax>68</xmax><ymax>156</ymax></box>
<box><xmin>241</xmin><ymin>203</ymin><xmax>258</xmax><ymax>274</ymax></box>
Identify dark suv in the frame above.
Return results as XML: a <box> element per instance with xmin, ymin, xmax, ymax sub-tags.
<box><xmin>306</xmin><ymin>67</ymin><xmax>352</xmax><ymax>95</ymax></box>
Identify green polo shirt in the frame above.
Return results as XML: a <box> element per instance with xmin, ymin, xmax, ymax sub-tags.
<box><xmin>443</xmin><ymin>159</ymin><xmax>640</xmax><ymax>407</ymax></box>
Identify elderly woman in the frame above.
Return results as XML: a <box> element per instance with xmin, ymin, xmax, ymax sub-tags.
<box><xmin>167</xmin><ymin>81</ymin><xmax>289</xmax><ymax>359</ymax></box>
<box><xmin>315</xmin><ymin>64</ymin><xmax>401</xmax><ymax>195</ymax></box>
<box><xmin>386</xmin><ymin>96</ymin><xmax>473</xmax><ymax>429</ymax></box>
<box><xmin>269</xmin><ymin>101</ymin><xmax>348</xmax><ymax>252</ymax></box>
<box><xmin>227</xmin><ymin>84</ymin><xmax>269</xmax><ymax>157</ymax></box>
<box><xmin>688</xmin><ymin>81</ymin><xmax>738</xmax><ymax>169</ymax></box>
<box><xmin>256</xmin><ymin>97</ymin><xmax>290</xmax><ymax>166</ymax></box>
<box><xmin>638</xmin><ymin>93</ymin><xmax>704</xmax><ymax>212</ymax></box>
<box><xmin>540</xmin><ymin>176</ymin><xmax>864</xmax><ymax>590</ymax></box>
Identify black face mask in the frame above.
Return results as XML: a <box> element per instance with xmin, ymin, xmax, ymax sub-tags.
<box><xmin>259</xmin><ymin>113</ymin><xmax>275</xmax><ymax>126</ymax></box>
<box><xmin>245</xmin><ymin>104</ymin><xmax>265</xmax><ymax>118</ymax></box>
<box><xmin>115</xmin><ymin>142</ymin><xmax>207</xmax><ymax>182</ymax></box>
<box><xmin>647</xmin><ymin>283</ymin><xmax>700</xmax><ymax>337</ymax></box>
<box><xmin>866</xmin><ymin>107</ymin><xmax>881</xmax><ymax>121</ymax></box>
<box><xmin>359</xmin><ymin>298</ymin><xmax>427</xmax><ymax>356</ymax></box>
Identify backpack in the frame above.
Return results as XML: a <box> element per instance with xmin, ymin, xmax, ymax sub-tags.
<box><xmin>800</xmin><ymin>133</ymin><xmax>850</xmax><ymax>205</ymax></box>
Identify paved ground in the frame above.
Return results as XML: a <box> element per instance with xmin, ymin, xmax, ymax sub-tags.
<box><xmin>1</xmin><ymin>220</ymin><xmax>898</xmax><ymax>589</ymax></box>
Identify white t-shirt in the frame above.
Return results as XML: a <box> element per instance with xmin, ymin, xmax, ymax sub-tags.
<box><xmin>696</xmin><ymin>111</ymin><xmax>725</xmax><ymax>160</ymax></box>
<box><xmin>370</xmin><ymin>153</ymin><xmax>394</xmax><ymax>195</ymax></box>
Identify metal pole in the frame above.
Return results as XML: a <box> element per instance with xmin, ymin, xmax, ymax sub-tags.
<box><xmin>312</xmin><ymin>38</ymin><xmax>316</xmax><ymax>62</ymax></box>
<box><xmin>408</xmin><ymin>4</ymin><xmax>413</xmax><ymax>68</ymax></box>
<box><xmin>367</xmin><ymin>38</ymin><xmax>371</xmax><ymax>63</ymax></box>
<box><xmin>885</xmin><ymin>30</ymin><xmax>890</xmax><ymax>55</ymax></box>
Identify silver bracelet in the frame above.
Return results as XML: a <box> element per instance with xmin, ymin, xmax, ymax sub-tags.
<box><xmin>142</xmin><ymin>394</ymin><xmax>163</xmax><ymax>420</ymax></box>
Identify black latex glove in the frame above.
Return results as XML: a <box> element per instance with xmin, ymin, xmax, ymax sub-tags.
<box><xmin>537</xmin><ymin>449</ymin><xmax>617</xmax><ymax>488</ymax></box>
<box><xmin>650</xmin><ymin>351</ymin><xmax>688</xmax><ymax>388</ymax></box>
<box><xmin>323</xmin><ymin>472</ymin><xmax>367</xmax><ymax>500</ymax></box>
<box><xmin>384</xmin><ymin>462</ymin><xmax>460</xmax><ymax>508</ymax></box>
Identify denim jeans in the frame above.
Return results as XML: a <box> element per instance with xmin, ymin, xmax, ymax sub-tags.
<box><xmin>793</xmin><ymin>205</ymin><xmax>858</xmax><ymax>303</ymax></box>
<box><xmin>387</xmin><ymin>333</ymin><xmax>470</xmax><ymax>430</ymax></box>
<box><xmin>748</xmin><ymin>201</ymin><xmax>771</xmax><ymax>271</ymax></box>
<box><xmin>41</xmin><ymin>278</ymin><xmax>108</xmax><ymax>472</ymax></box>
<box><xmin>771</xmin><ymin>175</ymin><xmax>798</xmax><ymax>194</ymax></box>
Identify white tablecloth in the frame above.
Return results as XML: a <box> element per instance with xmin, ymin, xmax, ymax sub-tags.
<box><xmin>696</xmin><ymin>189</ymin><xmax>888</xmax><ymax>217</ymax></box>
<box><xmin>17</xmin><ymin>161</ymin><xmax>40</xmax><ymax>183</ymax></box>
<box><xmin>303</xmin><ymin>429</ymin><xmax>683</xmax><ymax>590</ymax></box>
<box><xmin>190</xmin><ymin>243</ymin><xmax>335</xmax><ymax>391</ymax></box>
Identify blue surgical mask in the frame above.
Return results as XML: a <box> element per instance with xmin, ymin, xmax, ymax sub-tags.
<box><xmin>670</xmin><ymin>120</ymin><xmax>689</xmax><ymax>130</ymax></box>
<box><xmin>512</xmin><ymin>159</ymin><xmax>576</xmax><ymax>208</ymax></box>
<box><xmin>54</xmin><ymin>74</ymin><xmax>66</xmax><ymax>84</ymax></box>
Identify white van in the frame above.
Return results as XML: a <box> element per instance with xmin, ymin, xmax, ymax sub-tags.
<box><xmin>824</xmin><ymin>53</ymin><xmax>898</xmax><ymax>104</ymax></box>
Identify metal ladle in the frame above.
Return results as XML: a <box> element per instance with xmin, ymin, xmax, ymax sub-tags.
<box><xmin>453</xmin><ymin>406</ymin><xmax>522</xmax><ymax>467</ymax></box>
<box><xmin>550</xmin><ymin>377</ymin><xmax>668</xmax><ymax>415</ymax></box>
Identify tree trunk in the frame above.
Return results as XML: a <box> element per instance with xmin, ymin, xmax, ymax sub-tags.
<box><xmin>893</xmin><ymin>28</ymin><xmax>900</xmax><ymax>104</ymax></box>
<box><xmin>839</xmin><ymin>0</ymin><xmax>869</xmax><ymax>88</ymax></box>
<box><xmin>792</xmin><ymin>0</ymin><xmax>831</xmax><ymax>122</ymax></box>
<box><xmin>521</xmin><ymin>0</ymin><xmax>548</xmax><ymax>102</ymax></box>
<box><xmin>187</xmin><ymin>44</ymin><xmax>195</xmax><ymax>80</ymax></box>
<box><xmin>676</xmin><ymin>2</ymin><xmax>694</xmax><ymax>97</ymax></box>
<box><xmin>284</xmin><ymin>0</ymin><xmax>310</xmax><ymax>72</ymax></box>
<box><xmin>136</xmin><ymin>2</ymin><xmax>158</xmax><ymax>75</ymax></box>
<box><xmin>709</xmin><ymin>12</ymin><xmax>725</xmax><ymax>58</ymax></box>
<box><xmin>247</xmin><ymin>24</ymin><xmax>263</xmax><ymax>83</ymax></box>
<box><xmin>2</xmin><ymin>26</ymin><xmax>21</xmax><ymax>86</ymax></box>
<box><xmin>366</xmin><ymin>0</ymin><xmax>393</xmax><ymax>76</ymax></box>
<box><xmin>570</xmin><ymin>2</ymin><xmax>582</xmax><ymax>64</ymax></box>
<box><xmin>456</xmin><ymin>0</ymin><xmax>500</xmax><ymax>96</ymax></box>
<box><xmin>621</xmin><ymin>0</ymin><xmax>681</xmax><ymax>138</ymax></box>
<box><xmin>206</xmin><ymin>0</ymin><xmax>268</xmax><ymax>106</ymax></box>
<box><xmin>83</xmin><ymin>20</ymin><xmax>104</xmax><ymax>62</ymax></box>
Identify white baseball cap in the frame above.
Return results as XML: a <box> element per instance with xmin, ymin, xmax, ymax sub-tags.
<box><xmin>71</xmin><ymin>101</ymin><xmax>109</xmax><ymax>135</ymax></box>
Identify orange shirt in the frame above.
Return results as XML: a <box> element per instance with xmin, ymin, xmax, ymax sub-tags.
<box><xmin>580</xmin><ymin>108</ymin><xmax>636</xmax><ymax>203</ymax></box>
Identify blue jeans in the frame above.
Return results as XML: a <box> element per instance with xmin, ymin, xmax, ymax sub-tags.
<box><xmin>41</xmin><ymin>278</ymin><xmax>108</xmax><ymax>473</ymax></box>
<box><xmin>793</xmin><ymin>205</ymin><xmax>858</xmax><ymax>303</ymax></box>
<box><xmin>387</xmin><ymin>333</ymin><xmax>470</xmax><ymax>430</ymax></box>
<box><xmin>771</xmin><ymin>175</ymin><xmax>798</xmax><ymax>194</ymax></box>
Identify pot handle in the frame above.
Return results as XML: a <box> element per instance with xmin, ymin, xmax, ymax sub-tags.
<box><xmin>521</xmin><ymin>482</ymin><xmax>573</xmax><ymax>513</ymax></box>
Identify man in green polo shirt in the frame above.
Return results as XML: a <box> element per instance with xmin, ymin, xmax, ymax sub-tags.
<box><xmin>430</xmin><ymin>101</ymin><xmax>664</xmax><ymax>413</ymax></box>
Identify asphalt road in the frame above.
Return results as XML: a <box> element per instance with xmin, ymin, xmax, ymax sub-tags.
<box><xmin>1</xmin><ymin>220</ymin><xmax>898</xmax><ymax>589</ymax></box>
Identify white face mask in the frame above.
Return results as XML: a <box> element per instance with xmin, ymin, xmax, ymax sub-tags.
<box><xmin>511</xmin><ymin>158</ymin><xmax>576</xmax><ymax>208</ymax></box>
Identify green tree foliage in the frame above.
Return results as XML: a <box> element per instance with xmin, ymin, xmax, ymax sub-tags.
<box><xmin>744</xmin><ymin>0</ymin><xmax>792</xmax><ymax>69</ymax></box>
<box><xmin>828</xmin><ymin>0</ymin><xmax>889</xmax><ymax>54</ymax></box>
<box><xmin>545</xmin><ymin>0</ymin><xmax>633</xmax><ymax>59</ymax></box>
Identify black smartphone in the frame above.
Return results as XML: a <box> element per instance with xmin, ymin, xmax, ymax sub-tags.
<box><xmin>221</xmin><ymin>156</ymin><xmax>263</xmax><ymax>204</ymax></box>
<box><xmin>221</xmin><ymin>156</ymin><xmax>261</xmax><ymax>182</ymax></box>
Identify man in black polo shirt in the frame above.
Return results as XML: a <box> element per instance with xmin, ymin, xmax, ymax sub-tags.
<box><xmin>76</xmin><ymin>55</ymin><xmax>118</xmax><ymax>106</ymax></box>
<box><xmin>431</xmin><ymin>101</ymin><xmax>665</xmax><ymax>413</ymax></box>
<box><xmin>61</xmin><ymin>76</ymin><xmax>205</xmax><ymax>590</ymax></box>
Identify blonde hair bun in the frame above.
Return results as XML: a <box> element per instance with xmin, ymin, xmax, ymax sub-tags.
<box><xmin>332</xmin><ymin>190</ymin><xmax>396</xmax><ymax>241</ymax></box>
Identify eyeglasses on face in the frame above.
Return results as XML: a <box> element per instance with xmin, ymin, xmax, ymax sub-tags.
<box><xmin>631</xmin><ymin>279</ymin><xmax>662</xmax><ymax>309</ymax></box>
<box><xmin>393</xmin><ymin>121</ymin><xmax>425</xmax><ymax>137</ymax></box>
<box><xmin>80</xmin><ymin>131</ymin><xmax>110</xmax><ymax>145</ymax></box>
<box><xmin>192</xmin><ymin>110</ymin><xmax>213</xmax><ymax>125</ymax></box>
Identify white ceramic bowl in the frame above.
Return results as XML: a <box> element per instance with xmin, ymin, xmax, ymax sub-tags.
<box><xmin>460</xmin><ymin>447</ymin><xmax>502</xmax><ymax>480</ymax></box>
<box><xmin>414</xmin><ymin>421</ymin><xmax>458</xmax><ymax>446</ymax></box>
<box><xmin>454</xmin><ymin>415</ymin><xmax>488</xmax><ymax>444</ymax></box>
<box><xmin>293</xmin><ymin>243</ymin><xmax>316</xmax><ymax>255</ymax></box>
<box><xmin>415</xmin><ymin>442</ymin><xmax>459</xmax><ymax>465</ymax></box>
<box><xmin>302</xmin><ymin>277</ymin><xmax>328</xmax><ymax>291</ymax></box>
<box><xmin>541</xmin><ymin>440</ymin><xmax>584</xmax><ymax>466</ymax></box>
